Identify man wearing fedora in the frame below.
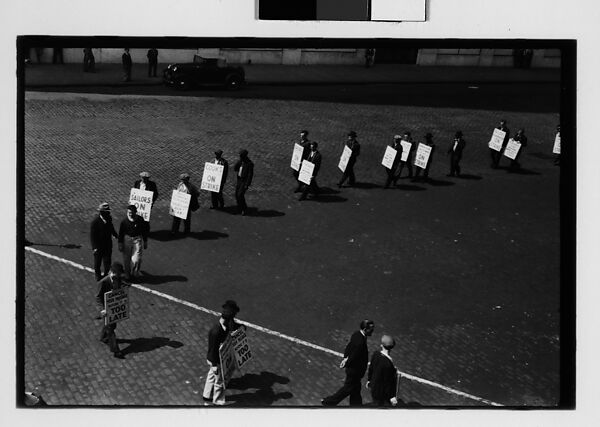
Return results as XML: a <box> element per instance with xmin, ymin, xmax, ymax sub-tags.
<box><xmin>171</xmin><ymin>173</ymin><xmax>200</xmax><ymax>235</ymax></box>
<box><xmin>134</xmin><ymin>171</ymin><xmax>159</xmax><ymax>205</ymax></box>
<box><xmin>90</xmin><ymin>202</ymin><xmax>118</xmax><ymax>281</ymax></box>
<box><xmin>118</xmin><ymin>204</ymin><xmax>149</xmax><ymax>282</ymax></box>
<box><xmin>203</xmin><ymin>300</ymin><xmax>243</xmax><ymax>405</ymax></box>
<box><xmin>96</xmin><ymin>261</ymin><xmax>129</xmax><ymax>359</ymax></box>
<box><xmin>210</xmin><ymin>150</ymin><xmax>229</xmax><ymax>210</ymax></box>
<box><xmin>233</xmin><ymin>150</ymin><xmax>254</xmax><ymax>216</ymax></box>
<box><xmin>337</xmin><ymin>131</ymin><xmax>361</xmax><ymax>188</ymax></box>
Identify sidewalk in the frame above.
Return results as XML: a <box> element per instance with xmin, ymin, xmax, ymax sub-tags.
<box><xmin>24</xmin><ymin>62</ymin><xmax>560</xmax><ymax>88</ymax></box>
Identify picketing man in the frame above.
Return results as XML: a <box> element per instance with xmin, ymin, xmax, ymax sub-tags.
<box><xmin>554</xmin><ymin>124</ymin><xmax>561</xmax><ymax>166</ymax></box>
<box><xmin>322</xmin><ymin>319</ymin><xmax>375</xmax><ymax>406</ymax></box>
<box><xmin>134</xmin><ymin>171</ymin><xmax>159</xmax><ymax>205</ymax></box>
<box><xmin>298</xmin><ymin>141</ymin><xmax>322</xmax><ymax>201</ymax></box>
<box><xmin>90</xmin><ymin>202</ymin><xmax>118</xmax><ymax>281</ymax></box>
<box><xmin>447</xmin><ymin>131</ymin><xmax>466</xmax><ymax>177</ymax></box>
<box><xmin>118</xmin><ymin>204</ymin><xmax>148</xmax><ymax>282</ymax></box>
<box><xmin>383</xmin><ymin>135</ymin><xmax>403</xmax><ymax>189</ymax></box>
<box><xmin>397</xmin><ymin>131</ymin><xmax>414</xmax><ymax>179</ymax></box>
<box><xmin>509</xmin><ymin>128</ymin><xmax>528</xmax><ymax>171</ymax></box>
<box><xmin>337</xmin><ymin>131</ymin><xmax>361</xmax><ymax>188</ymax></box>
<box><xmin>210</xmin><ymin>150</ymin><xmax>229</xmax><ymax>210</ymax></box>
<box><xmin>491</xmin><ymin>119</ymin><xmax>510</xmax><ymax>169</ymax></box>
<box><xmin>293</xmin><ymin>130</ymin><xmax>311</xmax><ymax>193</ymax></box>
<box><xmin>203</xmin><ymin>300</ymin><xmax>243</xmax><ymax>406</ymax></box>
<box><xmin>233</xmin><ymin>149</ymin><xmax>254</xmax><ymax>216</ymax></box>
<box><xmin>414</xmin><ymin>132</ymin><xmax>435</xmax><ymax>181</ymax></box>
<box><xmin>96</xmin><ymin>262</ymin><xmax>129</xmax><ymax>359</ymax></box>
<box><xmin>171</xmin><ymin>173</ymin><xmax>200</xmax><ymax>235</ymax></box>
<box><xmin>367</xmin><ymin>334</ymin><xmax>399</xmax><ymax>407</ymax></box>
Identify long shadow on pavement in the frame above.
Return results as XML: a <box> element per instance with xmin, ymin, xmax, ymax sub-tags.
<box><xmin>393</xmin><ymin>184</ymin><xmax>427</xmax><ymax>191</ymax></box>
<box><xmin>138</xmin><ymin>271</ymin><xmax>188</xmax><ymax>285</ymax></box>
<box><xmin>25</xmin><ymin>239</ymin><xmax>82</xmax><ymax>249</ymax></box>
<box><xmin>148</xmin><ymin>229</ymin><xmax>229</xmax><ymax>241</ymax></box>
<box><xmin>226</xmin><ymin>371</ymin><xmax>293</xmax><ymax>406</ymax></box>
<box><xmin>455</xmin><ymin>173</ymin><xmax>483</xmax><ymax>180</ymax></box>
<box><xmin>497</xmin><ymin>166</ymin><xmax>542</xmax><ymax>176</ymax></box>
<box><xmin>423</xmin><ymin>178</ymin><xmax>456</xmax><ymax>187</ymax></box>
<box><xmin>118</xmin><ymin>336</ymin><xmax>184</xmax><ymax>355</ymax></box>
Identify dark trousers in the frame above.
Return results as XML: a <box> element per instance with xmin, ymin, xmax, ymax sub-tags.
<box><xmin>323</xmin><ymin>370</ymin><xmax>363</xmax><ymax>406</ymax></box>
<box><xmin>83</xmin><ymin>56</ymin><xmax>95</xmax><ymax>72</ymax></box>
<box><xmin>123</xmin><ymin>66</ymin><xmax>132</xmax><ymax>81</ymax></box>
<box><xmin>299</xmin><ymin>178</ymin><xmax>320</xmax><ymax>200</ymax></box>
<box><xmin>398</xmin><ymin>159</ymin><xmax>413</xmax><ymax>178</ymax></box>
<box><xmin>449</xmin><ymin>154</ymin><xmax>462</xmax><ymax>176</ymax></box>
<box><xmin>415</xmin><ymin>162</ymin><xmax>431</xmax><ymax>179</ymax></box>
<box><xmin>93</xmin><ymin>249</ymin><xmax>112</xmax><ymax>281</ymax></box>
<box><xmin>171</xmin><ymin>210</ymin><xmax>191</xmax><ymax>234</ymax></box>
<box><xmin>490</xmin><ymin>149</ymin><xmax>501</xmax><ymax>168</ymax></box>
<box><xmin>293</xmin><ymin>170</ymin><xmax>302</xmax><ymax>192</ymax></box>
<box><xmin>148</xmin><ymin>61</ymin><xmax>157</xmax><ymax>77</ymax></box>
<box><xmin>52</xmin><ymin>48</ymin><xmax>63</xmax><ymax>64</ymax></box>
<box><xmin>236</xmin><ymin>181</ymin><xmax>248</xmax><ymax>213</ymax></box>
<box><xmin>100</xmin><ymin>323</ymin><xmax>120</xmax><ymax>353</ymax></box>
<box><xmin>211</xmin><ymin>191</ymin><xmax>225</xmax><ymax>208</ymax></box>
<box><xmin>338</xmin><ymin>162</ymin><xmax>356</xmax><ymax>186</ymax></box>
<box><xmin>384</xmin><ymin>166</ymin><xmax>399</xmax><ymax>188</ymax></box>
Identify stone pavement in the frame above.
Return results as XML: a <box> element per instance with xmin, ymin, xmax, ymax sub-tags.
<box><xmin>24</xmin><ymin>62</ymin><xmax>560</xmax><ymax>88</ymax></box>
<box><xmin>24</xmin><ymin>248</ymin><xmax>478</xmax><ymax>406</ymax></box>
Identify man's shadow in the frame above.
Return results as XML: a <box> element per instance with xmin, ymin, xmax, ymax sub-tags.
<box><xmin>393</xmin><ymin>184</ymin><xmax>426</xmax><ymax>191</ymax></box>
<box><xmin>148</xmin><ymin>230</ymin><xmax>228</xmax><ymax>241</ymax></box>
<box><xmin>118</xmin><ymin>336</ymin><xmax>184</xmax><ymax>355</ymax></box>
<box><xmin>138</xmin><ymin>271</ymin><xmax>188</xmax><ymax>285</ymax></box>
<box><xmin>226</xmin><ymin>371</ymin><xmax>293</xmax><ymax>406</ymax></box>
<box><xmin>25</xmin><ymin>239</ymin><xmax>81</xmax><ymax>249</ymax></box>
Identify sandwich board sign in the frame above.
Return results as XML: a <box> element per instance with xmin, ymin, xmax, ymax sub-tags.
<box><xmin>381</xmin><ymin>146</ymin><xmax>398</xmax><ymax>169</ymax></box>
<box><xmin>169</xmin><ymin>190</ymin><xmax>191</xmax><ymax>219</ymax></box>
<box><xmin>129</xmin><ymin>188</ymin><xmax>154</xmax><ymax>222</ymax></box>
<box><xmin>200</xmin><ymin>162</ymin><xmax>225</xmax><ymax>193</ymax></box>
<box><xmin>489</xmin><ymin>128</ymin><xmax>506</xmax><ymax>152</ymax></box>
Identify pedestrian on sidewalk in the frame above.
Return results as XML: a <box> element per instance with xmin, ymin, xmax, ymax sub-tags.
<box><xmin>233</xmin><ymin>149</ymin><xmax>254</xmax><ymax>215</ymax></box>
<box><xmin>491</xmin><ymin>119</ymin><xmax>510</xmax><ymax>169</ymax></box>
<box><xmin>210</xmin><ymin>150</ymin><xmax>229</xmax><ymax>210</ymax></box>
<box><xmin>203</xmin><ymin>300</ymin><xmax>243</xmax><ymax>405</ymax></box>
<box><xmin>52</xmin><ymin>47</ymin><xmax>64</xmax><ymax>64</ymax></box>
<box><xmin>298</xmin><ymin>141</ymin><xmax>322</xmax><ymax>201</ymax></box>
<box><xmin>337</xmin><ymin>131</ymin><xmax>361</xmax><ymax>188</ymax></box>
<box><xmin>83</xmin><ymin>48</ymin><xmax>95</xmax><ymax>72</ymax></box>
<box><xmin>509</xmin><ymin>128</ymin><xmax>528</xmax><ymax>171</ymax></box>
<box><xmin>397</xmin><ymin>131</ymin><xmax>414</xmax><ymax>179</ymax></box>
<box><xmin>383</xmin><ymin>135</ymin><xmax>403</xmax><ymax>188</ymax></box>
<box><xmin>367</xmin><ymin>334</ymin><xmax>399</xmax><ymax>407</ymax></box>
<box><xmin>414</xmin><ymin>133</ymin><xmax>435</xmax><ymax>181</ymax></box>
<box><xmin>96</xmin><ymin>262</ymin><xmax>129</xmax><ymax>359</ymax></box>
<box><xmin>34</xmin><ymin>47</ymin><xmax>44</xmax><ymax>63</ymax></box>
<box><xmin>171</xmin><ymin>173</ymin><xmax>200</xmax><ymax>235</ymax></box>
<box><xmin>90</xmin><ymin>202</ymin><xmax>118</xmax><ymax>281</ymax></box>
<box><xmin>122</xmin><ymin>48</ymin><xmax>133</xmax><ymax>82</ymax></box>
<box><xmin>447</xmin><ymin>131</ymin><xmax>466</xmax><ymax>177</ymax></box>
<box><xmin>293</xmin><ymin>130</ymin><xmax>311</xmax><ymax>193</ymax></box>
<box><xmin>322</xmin><ymin>319</ymin><xmax>375</xmax><ymax>406</ymax></box>
<box><xmin>147</xmin><ymin>48</ymin><xmax>158</xmax><ymax>77</ymax></box>
<box><xmin>365</xmin><ymin>48</ymin><xmax>375</xmax><ymax>68</ymax></box>
<box><xmin>118</xmin><ymin>204</ymin><xmax>148</xmax><ymax>281</ymax></box>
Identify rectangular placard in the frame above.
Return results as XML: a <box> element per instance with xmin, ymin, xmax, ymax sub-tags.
<box><xmin>503</xmin><ymin>138</ymin><xmax>521</xmax><ymax>160</ymax></box>
<box><xmin>298</xmin><ymin>159</ymin><xmax>315</xmax><ymax>185</ymax></box>
<box><xmin>553</xmin><ymin>134</ymin><xmax>561</xmax><ymax>154</ymax></box>
<box><xmin>400</xmin><ymin>141</ymin><xmax>412</xmax><ymax>162</ymax></box>
<box><xmin>338</xmin><ymin>145</ymin><xmax>353</xmax><ymax>172</ymax></box>
<box><xmin>129</xmin><ymin>188</ymin><xmax>154</xmax><ymax>222</ymax></box>
<box><xmin>104</xmin><ymin>287</ymin><xmax>129</xmax><ymax>325</ymax></box>
<box><xmin>200</xmin><ymin>162</ymin><xmax>225</xmax><ymax>193</ymax></box>
<box><xmin>291</xmin><ymin>143</ymin><xmax>304</xmax><ymax>171</ymax></box>
<box><xmin>489</xmin><ymin>128</ymin><xmax>506</xmax><ymax>152</ymax></box>
<box><xmin>169</xmin><ymin>190</ymin><xmax>191</xmax><ymax>219</ymax></box>
<box><xmin>381</xmin><ymin>146</ymin><xmax>397</xmax><ymax>169</ymax></box>
<box><xmin>414</xmin><ymin>143</ymin><xmax>432</xmax><ymax>169</ymax></box>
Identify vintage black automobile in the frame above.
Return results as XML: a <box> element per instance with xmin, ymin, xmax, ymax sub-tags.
<box><xmin>163</xmin><ymin>56</ymin><xmax>245</xmax><ymax>90</ymax></box>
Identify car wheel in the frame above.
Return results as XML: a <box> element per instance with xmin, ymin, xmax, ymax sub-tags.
<box><xmin>175</xmin><ymin>78</ymin><xmax>189</xmax><ymax>90</ymax></box>
<box><xmin>226</xmin><ymin>75</ymin><xmax>242</xmax><ymax>90</ymax></box>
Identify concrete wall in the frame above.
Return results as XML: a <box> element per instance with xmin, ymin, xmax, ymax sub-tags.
<box><xmin>417</xmin><ymin>48</ymin><xmax>560</xmax><ymax>68</ymax></box>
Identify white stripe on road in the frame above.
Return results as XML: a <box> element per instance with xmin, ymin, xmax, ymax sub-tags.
<box><xmin>24</xmin><ymin>246</ymin><xmax>503</xmax><ymax>406</ymax></box>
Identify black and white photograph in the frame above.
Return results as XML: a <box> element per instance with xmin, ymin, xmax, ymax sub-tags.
<box><xmin>3</xmin><ymin>0</ymin><xmax>599</xmax><ymax>426</ymax></box>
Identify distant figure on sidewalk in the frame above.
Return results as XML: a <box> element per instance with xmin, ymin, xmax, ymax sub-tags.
<box><xmin>122</xmin><ymin>48</ymin><xmax>132</xmax><ymax>82</ymax></box>
<box><xmin>298</xmin><ymin>141</ymin><xmax>322</xmax><ymax>201</ymax></box>
<box><xmin>34</xmin><ymin>47</ymin><xmax>44</xmax><ymax>63</ymax></box>
<box><xmin>509</xmin><ymin>128</ymin><xmax>528</xmax><ymax>171</ymax></box>
<box><xmin>337</xmin><ymin>131</ymin><xmax>361</xmax><ymax>188</ymax></box>
<box><xmin>234</xmin><ymin>149</ymin><xmax>254</xmax><ymax>215</ymax></box>
<box><xmin>367</xmin><ymin>334</ymin><xmax>399</xmax><ymax>407</ymax></box>
<box><xmin>96</xmin><ymin>262</ymin><xmax>129</xmax><ymax>359</ymax></box>
<box><xmin>147</xmin><ymin>48</ymin><xmax>158</xmax><ymax>77</ymax></box>
<box><xmin>83</xmin><ymin>48</ymin><xmax>95</xmax><ymax>72</ymax></box>
<box><xmin>118</xmin><ymin>204</ymin><xmax>148</xmax><ymax>281</ymax></box>
<box><xmin>491</xmin><ymin>119</ymin><xmax>510</xmax><ymax>169</ymax></box>
<box><xmin>211</xmin><ymin>150</ymin><xmax>229</xmax><ymax>210</ymax></box>
<box><xmin>52</xmin><ymin>47</ymin><xmax>64</xmax><ymax>64</ymax></box>
<box><xmin>90</xmin><ymin>202</ymin><xmax>118</xmax><ymax>281</ymax></box>
<box><xmin>365</xmin><ymin>48</ymin><xmax>375</xmax><ymax>68</ymax></box>
<box><xmin>383</xmin><ymin>135</ymin><xmax>403</xmax><ymax>189</ymax></box>
<box><xmin>293</xmin><ymin>130</ymin><xmax>311</xmax><ymax>193</ymax></box>
<box><xmin>322</xmin><ymin>319</ymin><xmax>375</xmax><ymax>406</ymax></box>
<box><xmin>414</xmin><ymin>132</ymin><xmax>435</xmax><ymax>181</ymax></box>
<box><xmin>397</xmin><ymin>131</ymin><xmax>414</xmax><ymax>179</ymax></box>
<box><xmin>171</xmin><ymin>173</ymin><xmax>200</xmax><ymax>235</ymax></box>
<box><xmin>447</xmin><ymin>131</ymin><xmax>466</xmax><ymax>177</ymax></box>
<box><xmin>203</xmin><ymin>300</ymin><xmax>243</xmax><ymax>405</ymax></box>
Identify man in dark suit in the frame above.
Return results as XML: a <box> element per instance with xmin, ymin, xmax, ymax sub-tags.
<box><xmin>233</xmin><ymin>149</ymin><xmax>254</xmax><ymax>216</ymax></box>
<box><xmin>367</xmin><ymin>335</ymin><xmax>399</xmax><ymax>406</ymax></box>
<box><xmin>96</xmin><ymin>262</ymin><xmax>129</xmax><ymax>359</ymax></box>
<box><xmin>509</xmin><ymin>128</ymin><xmax>528</xmax><ymax>171</ymax></box>
<box><xmin>322</xmin><ymin>319</ymin><xmax>375</xmax><ymax>406</ymax></box>
<box><xmin>414</xmin><ymin>132</ymin><xmax>436</xmax><ymax>181</ymax></box>
<box><xmin>298</xmin><ymin>141</ymin><xmax>322</xmax><ymax>201</ymax></box>
<box><xmin>147</xmin><ymin>48</ymin><xmax>158</xmax><ymax>77</ymax></box>
<box><xmin>397</xmin><ymin>131</ymin><xmax>414</xmax><ymax>179</ymax></box>
<box><xmin>293</xmin><ymin>130</ymin><xmax>311</xmax><ymax>192</ymax></box>
<box><xmin>90</xmin><ymin>202</ymin><xmax>118</xmax><ymax>281</ymax></box>
<box><xmin>122</xmin><ymin>48</ymin><xmax>132</xmax><ymax>82</ymax></box>
<box><xmin>133</xmin><ymin>171</ymin><xmax>159</xmax><ymax>205</ymax></box>
<box><xmin>171</xmin><ymin>173</ymin><xmax>200</xmax><ymax>235</ymax></box>
<box><xmin>337</xmin><ymin>131</ymin><xmax>361</xmax><ymax>188</ymax></box>
<box><xmin>490</xmin><ymin>119</ymin><xmax>510</xmax><ymax>169</ymax></box>
<box><xmin>383</xmin><ymin>135</ymin><xmax>403</xmax><ymax>188</ymax></box>
<box><xmin>202</xmin><ymin>300</ymin><xmax>243</xmax><ymax>405</ymax></box>
<box><xmin>447</xmin><ymin>131</ymin><xmax>466</xmax><ymax>177</ymax></box>
<box><xmin>210</xmin><ymin>150</ymin><xmax>229</xmax><ymax>210</ymax></box>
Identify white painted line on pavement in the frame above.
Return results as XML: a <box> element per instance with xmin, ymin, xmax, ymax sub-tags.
<box><xmin>24</xmin><ymin>246</ymin><xmax>503</xmax><ymax>406</ymax></box>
